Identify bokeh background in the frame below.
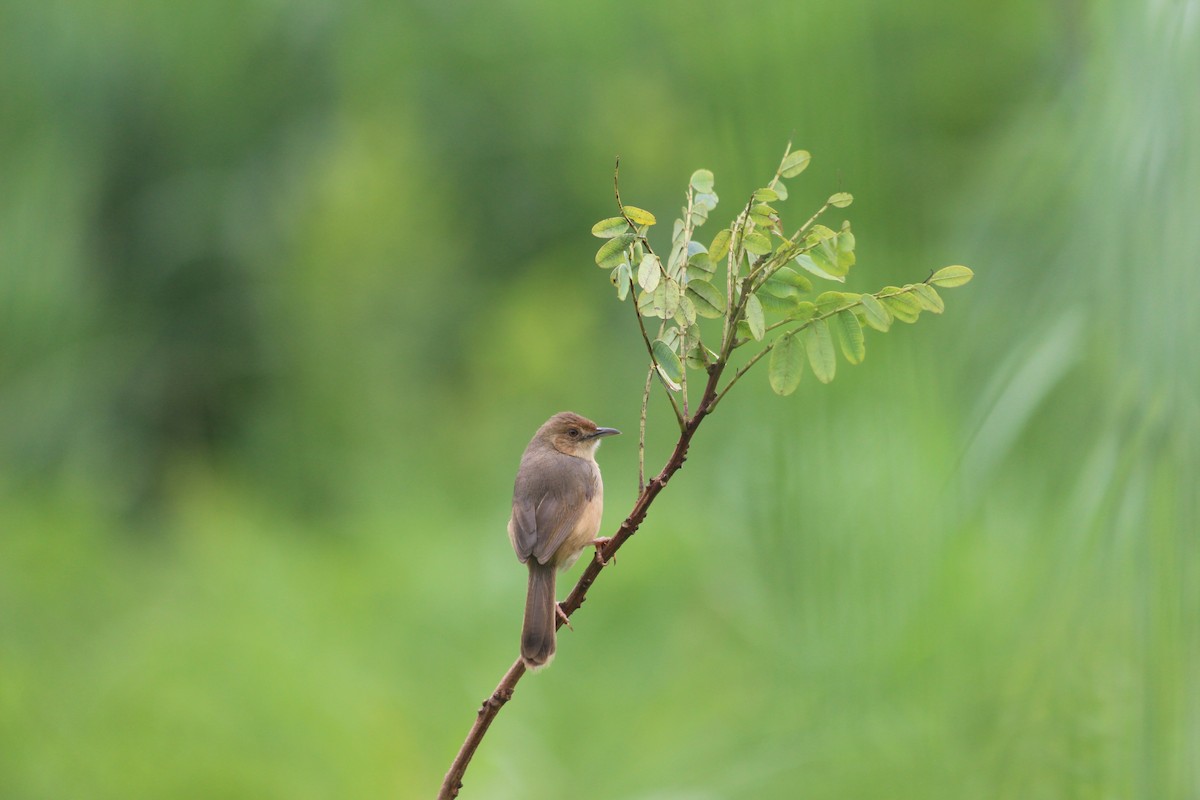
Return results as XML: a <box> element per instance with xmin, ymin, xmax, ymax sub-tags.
<box><xmin>2</xmin><ymin>0</ymin><xmax>1197</xmax><ymax>797</ymax></box>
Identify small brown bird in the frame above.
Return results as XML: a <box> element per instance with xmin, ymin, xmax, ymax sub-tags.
<box><xmin>508</xmin><ymin>412</ymin><xmax>620</xmax><ymax>669</ymax></box>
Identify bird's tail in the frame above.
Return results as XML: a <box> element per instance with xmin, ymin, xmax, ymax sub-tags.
<box><xmin>521</xmin><ymin>561</ymin><xmax>557</xmax><ymax>669</ymax></box>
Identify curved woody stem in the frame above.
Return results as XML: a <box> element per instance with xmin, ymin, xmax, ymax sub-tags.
<box><xmin>436</xmin><ymin>358</ymin><xmax>728</xmax><ymax>799</ymax></box>
<box><xmin>440</xmin><ymin>156</ymin><xmax>826</xmax><ymax>798</ymax></box>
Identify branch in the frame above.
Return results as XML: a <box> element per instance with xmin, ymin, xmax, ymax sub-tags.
<box><xmin>436</xmin><ymin>660</ymin><xmax>526</xmax><ymax>800</ymax></box>
<box><xmin>437</xmin><ymin>353</ymin><xmax>728</xmax><ymax>800</ymax></box>
<box><xmin>614</xmin><ymin>157</ymin><xmax>686</xmax><ymax>429</ymax></box>
<box><xmin>678</xmin><ymin>185</ymin><xmax>696</xmax><ymax>420</ymax></box>
<box><xmin>711</xmin><ymin>282</ymin><xmax>930</xmax><ymax>411</ymax></box>
<box><xmin>743</xmin><ymin>201</ymin><xmax>831</xmax><ymax>292</ymax></box>
<box><xmin>708</xmin><ymin>333</ymin><xmax>778</xmax><ymax>411</ymax></box>
<box><xmin>638</xmin><ymin>365</ymin><xmax>652</xmax><ymax>491</ymax></box>
<box><xmin>628</xmin><ymin>286</ymin><xmax>685</xmax><ymax>428</ymax></box>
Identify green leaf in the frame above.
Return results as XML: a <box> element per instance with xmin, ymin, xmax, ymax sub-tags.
<box><xmin>834</xmin><ymin>309</ymin><xmax>865</xmax><ymax>364</ymax></box>
<box><xmin>929</xmin><ymin>265</ymin><xmax>974</xmax><ymax>288</ymax></box>
<box><xmin>743</xmin><ymin>231</ymin><xmax>772</xmax><ymax>255</ymax></box>
<box><xmin>666</xmin><ymin>243</ymin><xmax>686</xmax><ymax>278</ymax></box>
<box><xmin>653</xmin><ymin>279</ymin><xmax>681</xmax><ymax>319</ymax></box>
<box><xmin>686</xmin><ymin>279</ymin><xmax>727</xmax><ymax>318</ymax></box>
<box><xmin>836</xmin><ymin>223</ymin><xmax>856</xmax><ymax>272</ymax></box>
<box><xmin>637</xmin><ymin>253</ymin><xmax>661</xmax><ymax>292</ymax></box>
<box><xmin>780</xmin><ymin>149</ymin><xmax>811</xmax><ymax>178</ymax></box>
<box><xmin>749</xmin><ymin>204</ymin><xmax>777</xmax><ymax>227</ymax></box>
<box><xmin>858</xmin><ymin>294</ymin><xmax>892</xmax><ymax>331</ymax></box>
<box><xmin>623</xmin><ymin>206</ymin><xmax>656</xmax><ymax>226</ymax></box>
<box><xmin>675</xmin><ymin>292</ymin><xmax>698</xmax><ymax>326</ymax></box>
<box><xmin>685</xmin><ymin>342</ymin><xmax>712</xmax><ymax>371</ymax></box>
<box><xmin>815</xmin><ymin>291</ymin><xmax>849</xmax><ymax>314</ymax></box>
<box><xmin>694</xmin><ymin>192</ymin><xmax>719</xmax><ymax>211</ymax></box>
<box><xmin>690</xmin><ymin>169</ymin><xmax>715</xmax><ymax>193</ymax></box>
<box><xmin>761</xmin><ymin>266</ymin><xmax>813</xmax><ymax>298</ymax></box>
<box><xmin>610</xmin><ymin>262</ymin><xmax>631</xmax><ymax>301</ymax></box>
<box><xmin>755</xmin><ymin>291</ymin><xmax>802</xmax><ymax>316</ymax></box>
<box><xmin>788</xmin><ymin>301</ymin><xmax>817</xmax><ymax>324</ymax></box>
<box><xmin>652</xmin><ymin>339</ymin><xmax>684</xmax><ymax>389</ymax></box>
<box><xmin>794</xmin><ymin>253</ymin><xmax>845</xmax><ymax>283</ymax></box>
<box><xmin>686</xmin><ymin>250</ymin><xmax>716</xmax><ymax>281</ymax></box>
<box><xmin>828</xmin><ymin>192</ymin><xmax>853</xmax><ymax>208</ymax></box>
<box><xmin>805</xmin><ymin>240</ymin><xmax>849</xmax><ymax>280</ymax></box>
<box><xmin>771</xmin><ymin>181</ymin><xmax>789</xmax><ymax>201</ymax></box>
<box><xmin>637</xmin><ymin>289</ymin><xmax>655</xmax><ymax>317</ymax></box>
<box><xmin>591</xmin><ymin>217</ymin><xmax>630</xmax><ymax>238</ymax></box>
<box><xmin>911</xmin><ymin>283</ymin><xmax>944</xmax><ymax>314</ymax></box>
<box><xmin>745</xmin><ymin>293</ymin><xmax>765</xmax><ymax>340</ymax></box>
<box><xmin>803</xmin><ymin>318</ymin><xmax>836</xmax><ymax>383</ymax></box>
<box><xmin>683</xmin><ymin>325</ymin><xmax>714</xmax><ymax>370</ymax></box>
<box><xmin>880</xmin><ymin>288</ymin><xmax>921</xmax><ymax>323</ymax></box>
<box><xmin>768</xmin><ymin>334</ymin><xmax>804</xmax><ymax>395</ymax></box>
<box><xmin>596</xmin><ymin>233</ymin><xmax>635</xmax><ymax>267</ymax></box>
<box><xmin>709</xmin><ymin>228</ymin><xmax>732</xmax><ymax>263</ymax></box>
<box><xmin>753</xmin><ymin>187</ymin><xmax>779</xmax><ymax>202</ymax></box>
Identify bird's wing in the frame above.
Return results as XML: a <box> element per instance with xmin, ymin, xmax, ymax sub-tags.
<box><xmin>510</xmin><ymin>496</ymin><xmax>540</xmax><ymax>561</ymax></box>
<box><xmin>529</xmin><ymin>483</ymin><xmax>589</xmax><ymax>565</ymax></box>
<box><xmin>510</xmin><ymin>455</ymin><xmax>596</xmax><ymax>565</ymax></box>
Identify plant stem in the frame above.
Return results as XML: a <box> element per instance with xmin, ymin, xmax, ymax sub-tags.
<box><xmin>679</xmin><ymin>185</ymin><xmax>696</xmax><ymax>420</ymax></box>
<box><xmin>614</xmin><ymin>158</ymin><xmax>685</xmax><ymax>429</ymax></box>
<box><xmin>638</xmin><ymin>365</ymin><xmax>652</xmax><ymax>492</ymax></box>
<box><xmin>709</xmin><ymin>335</ymin><xmax>780</xmax><ymax>410</ymax></box>
<box><xmin>627</xmin><ymin>281</ymin><xmax>685</xmax><ymax>428</ymax></box>
<box><xmin>713</xmin><ymin>282</ymin><xmax>930</xmax><ymax>409</ymax></box>
<box><xmin>437</xmin><ymin>360</ymin><xmax>728</xmax><ymax>799</ymax></box>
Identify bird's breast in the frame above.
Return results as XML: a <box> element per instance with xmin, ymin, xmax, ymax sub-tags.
<box><xmin>552</xmin><ymin>462</ymin><xmax>603</xmax><ymax>571</ymax></box>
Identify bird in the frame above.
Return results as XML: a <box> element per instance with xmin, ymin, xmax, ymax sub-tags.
<box><xmin>508</xmin><ymin>411</ymin><xmax>620</xmax><ymax>669</ymax></box>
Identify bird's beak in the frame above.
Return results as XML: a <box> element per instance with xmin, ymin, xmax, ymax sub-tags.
<box><xmin>590</xmin><ymin>427</ymin><xmax>621</xmax><ymax>439</ymax></box>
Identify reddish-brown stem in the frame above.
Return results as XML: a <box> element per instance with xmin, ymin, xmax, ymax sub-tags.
<box><xmin>436</xmin><ymin>365</ymin><xmax>724</xmax><ymax>799</ymax></box>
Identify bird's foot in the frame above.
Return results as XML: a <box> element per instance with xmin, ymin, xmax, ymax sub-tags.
<box><xmin>592</xmin><ymin>537</ymin><xmax>614</xmax><ymax>566</ymax></box>
<box><xmin>555</xmin><ymin>603</ymin><xmax>574</xmax><ymax>631</ymax></box>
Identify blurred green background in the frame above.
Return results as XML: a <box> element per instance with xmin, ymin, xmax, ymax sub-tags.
<box><xmin>2</xmin><ymin>0</ymin><xmax>1197</xmax><ymax>797</ymax></box>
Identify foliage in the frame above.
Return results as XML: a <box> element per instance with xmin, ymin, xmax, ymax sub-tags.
<box><xmin>593</xmin><ymin>146</ymin><xmax>972</xmax><ymax>414</ymax></box>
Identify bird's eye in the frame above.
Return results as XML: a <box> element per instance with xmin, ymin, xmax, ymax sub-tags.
<box><xmin>568</xmin><ymin>428</ymin><xmax>580</xmax><ymax>438</ymax></box>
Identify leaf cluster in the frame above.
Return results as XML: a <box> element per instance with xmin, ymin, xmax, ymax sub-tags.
<box><xmin>593</xmin><ymin>145</ymin><xmax>973</xmax><ymax>412</ymax></box>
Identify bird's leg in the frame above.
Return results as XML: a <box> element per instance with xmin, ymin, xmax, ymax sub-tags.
<box><xmin>555</xmin><ymin>603</ymin><xmax>573</xmax><ymax>631</ymax></box>
<box><xmin>591</xmin><ymin>537</ymin><xmax>614</xmax><ymax>566</ymax></box>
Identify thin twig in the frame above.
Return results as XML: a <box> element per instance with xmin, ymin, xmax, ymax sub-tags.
<box><xmin>613</xmin><ymin>156</ymin><xmax>660</xmax><ymax>258</ymax></box>
<box><xmin>709</xmin><ymin>334</ymin><xmax>781</xmax><ymax>411</ymax></box>
<box><xmin>612</xmin><ymin>158</ymin><xmax>685</xmax><ymax>429</ymax></box>
<box><xmin>711</xmin><ymin>282</ymin><xmax>928</xmax><ymax>410</ymax></box>
<box><xmin>679</xmin><ymin>185</ymin><xmax>696</xmax><ymax>420</ymax></box>
<box><xmin>629</xmin><ymin>283</ymin><xmax>685</xmax><ymax>428</ymax></box>
<box><xmin>743</xmin><ymin>201</ymin><xmax>831</xmax><ymax>291</ymax></box>
<box><xmin>638</xmin><ymin>365</ymin><xmax>652</xmax><ymax>492</ymax></box>
<box><xmin>767</xmin><ymin>138</ymin><xmax>792</xmax><ymax>193</ymax></box>
<box><xmin>719</xmin><ymin>195</ymin><xmax>756</xmax><ymax>355</ymax></box>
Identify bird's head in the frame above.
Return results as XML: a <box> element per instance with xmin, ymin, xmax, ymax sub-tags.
<box><xmin>537</xmin><ymin>411</ymin><xmax>621</xmax><ymax>458</ymax></box>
